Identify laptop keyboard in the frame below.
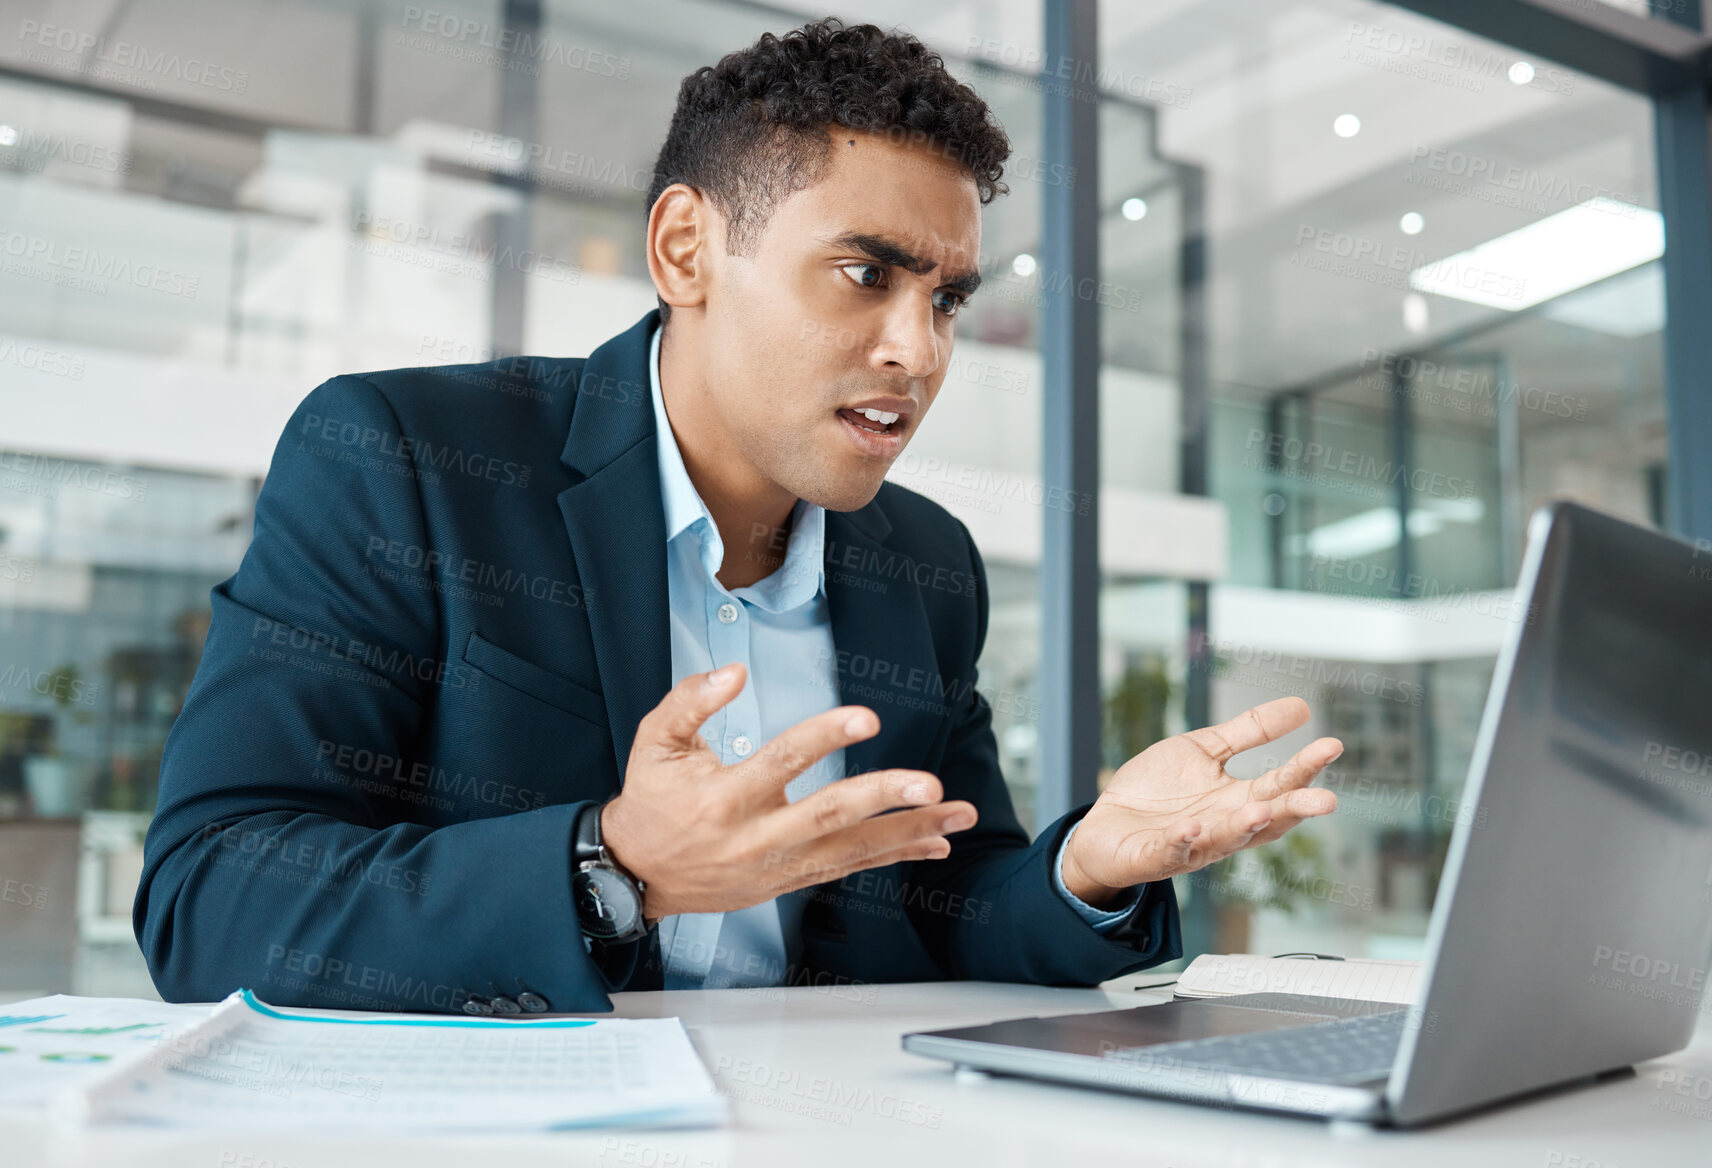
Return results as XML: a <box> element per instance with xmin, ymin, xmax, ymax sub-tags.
<box><xmin>1105</xmin><ymin>1008</ymin><xmax>1408</xmax><ymax>1087</ymax></box>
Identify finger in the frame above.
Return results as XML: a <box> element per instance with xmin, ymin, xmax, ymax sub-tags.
<box><xmin>760</xmin><ymin>769</ymin><xmax>944</xmax><ymax>849</ymax></box>
<box><xmin>1247</xmin><ymin>788</ymin><xmax>1339</xmax><ymax>845</ymax></box>
<box><xmin>1142</xmin><ymin>804</ymin><xmax>1271</xmax><ymax>873</ymax></box>
<box><xmin>636</xmin><ymin>663</ymin><xmax>748</xmax><ymax>754</ymax></box>
<box><xmin>1277</xmin><ymin>786</ymin><xmax>1338</xmax><ymax>817</ymax></box>
<box><xmin>730</xmin><ymin>704</ymin><xmax>881</xmax><ymax>800</ymax></box>
<box><xmin>1186</xmin><ymin>787</ymin><xmax>1339</xmax><ymax>860</ymax></box>
<box><xmin>1184</xmin><ymin>697</ymin><xmax>1311</xmax><ymax>763</ymax></box>
<box><xmin>1220</xmin><ymin>799</ymin><xmax>1283</xmax><ymax>846</ymax></box>
<box><xmin>764</xmin><ymin>833</ymin><xmax>957</xmax><ymax>896</ymax></box>
<box><xmin>771</xmin><ymin>801</ymin><xmax>977</xmax><ymax>886</ymax></box>
<box><xmin>1250</xmin><ymin>737</ymin><xmax>1343</xmax><ymax>801</ymax></box>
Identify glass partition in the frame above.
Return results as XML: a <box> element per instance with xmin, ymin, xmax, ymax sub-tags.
<box><xmin>0</xmin><ymin>0</ymin><xmax>1680</xmax><ymax>991</ymax></box>
<box><xmin>1103</xmin><ymin>0</ymin><xmax>1665</xmax><ymax>960</ymax></box>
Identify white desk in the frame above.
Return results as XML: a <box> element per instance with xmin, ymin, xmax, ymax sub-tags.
<box><xmin>4</xmin><ymin>976</ymin><xmax>1707</xmax><ymax>1166</ymax></box>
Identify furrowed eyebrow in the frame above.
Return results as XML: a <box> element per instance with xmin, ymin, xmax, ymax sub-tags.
<box><xmin>822</xmin><ymin>231</ymin><xmax>982</xmax><ymax>297</ymax></box>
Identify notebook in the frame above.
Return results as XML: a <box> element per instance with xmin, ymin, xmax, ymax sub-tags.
<box><xmin>1171</xmin><ymin>953</ymin><xmax>1422</xmax><ymax>1005</ymax></box>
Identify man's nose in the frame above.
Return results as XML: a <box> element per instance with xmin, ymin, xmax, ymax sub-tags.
<box><xmin>871</xmin><ymin>295</ymin><xmax>941</xmax><ymax>379</ymax></box>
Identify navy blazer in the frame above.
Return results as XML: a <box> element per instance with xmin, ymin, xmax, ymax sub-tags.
<box><xmin>133</xmin><ymin>308</ymin><xmax>1182</xmax><ymax>1014</ymax></box>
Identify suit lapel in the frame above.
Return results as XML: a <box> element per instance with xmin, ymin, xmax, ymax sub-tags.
<box><xmin>823</xmin><ymin>501</ymin><xmax>941</xmax><ymax>787</ymax></box>
<box><xmin>556</xmin><ymin>310</ymin><xmax>671</xmax><ymax>781</ymax></box>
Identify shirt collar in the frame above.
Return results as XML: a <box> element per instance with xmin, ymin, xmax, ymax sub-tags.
<box><xmin>648</xmin><ymin>320</ymin><xmax>825</xmax><ymax>612</ymax></box>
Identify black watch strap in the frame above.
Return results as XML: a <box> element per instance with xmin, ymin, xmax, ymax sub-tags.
<box><xmin>571</xmin><ymin>801</ymin><xmax>648</xmax><ymax>944</ymax></box>
<box><xmin>572</xmin><ymin>800</ymin><xmax>603</xmax><ymax>867</ymax></box>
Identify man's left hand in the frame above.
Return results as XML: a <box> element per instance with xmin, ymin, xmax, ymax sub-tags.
<box><xmin>1060</xmin><ymin>696</ymin><xmax>1341</xmax><ymax>908</ymax></box>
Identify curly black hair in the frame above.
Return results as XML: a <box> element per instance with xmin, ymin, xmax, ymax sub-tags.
<box><xmin>645</xmin><ymin>16</ymin><xmax>1011</xmax><ymax>323</ymax></box>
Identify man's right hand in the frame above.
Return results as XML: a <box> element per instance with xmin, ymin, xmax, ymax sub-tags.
<box><xmin>598</xmin><ymin>662</ymin><xmax>977</xmax><ymax>922</ymax></box>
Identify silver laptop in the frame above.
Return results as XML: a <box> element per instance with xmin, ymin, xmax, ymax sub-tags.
<box><xmin>904</xmin><ymin>500</ymin><xmax>1712</xmax><ymax>1128</ymax></box>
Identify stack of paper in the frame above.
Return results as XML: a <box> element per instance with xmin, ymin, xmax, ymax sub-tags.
<box><xmin>1174</xmin><ymin>954</ymin><xmax>1423</xmax><ymax>1005</ymax></box>
<box><xmin>4</xmin><ymin>989</ymin><xmax>726</xmax><ymax>1131</ymax></box>
<box><xmin>0</xmin><ymin>995</ymin><xmax>214</xmax><ymax>1107</ymax></box>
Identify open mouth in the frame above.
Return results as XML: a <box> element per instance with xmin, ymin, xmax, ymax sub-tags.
<box><xmin>836</xmin><ymin>406</ymin><xmax>901</xmax><ymax>436</ymax></box>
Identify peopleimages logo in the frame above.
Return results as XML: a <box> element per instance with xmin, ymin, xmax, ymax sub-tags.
<box><xmin>1243</xmin><ymin>428</ymin><xmax>1478</xmax><ymax>500</ymax></box>
<box><xmin>17</xmin><ymin>20</ymin><xmax>251</xmax><ymax>92</ymax></box>
<box><xmin>351</xmin><ymin>212</ymin><xmax>580</xmax><ymax>285</ymax></box>
<box><xmin>463</xmin><ymin>131</ymin><xmax>650</xmax><ymax>193</ymax></box>
<box><xmin>962</xmin><ymin>36</ymin><xmax>1193</xmax><ymax>108</ymax></box>
<box><xmin>0</xmin><ymin>127</ymin><xmax>132</xmax><ymax>175</ymax></box>
<box><xmin>398</xmin><ymin>7</ymin><xmax>632</xmax><ymax>78</ymax></box>
<box><xmin>0</xmin><ymin>339</ymin><xmax>86</xmax><ymax>380</ymax></box>
<box><xmin>301</xmin><ymin>411</ymin><xmax>532</xmax><ymax>487</ymax></box>
<box><xmin>0</xmin><ymin>231</ymin><xmax>200</xmax><ymax>298</ymax></box>
<box><xmin>0</xmin><ymin>450</ymin><xmax>148</xmax><ymax>502</ymax></box>
<box><xmin>1357</xmin><ymin>349</ymin><xmax>1588</xmax><ymax>421</ymax></box>
<box><xmin>1342</xmin><ymin>21</ymin><xmax>1576</xmax><ymax>96</ymax></box>
<box><xmin>1406</xmin><ymin>146</ymin><xmax>1639</xmax><ymax>212</ymax></box>
<box><xmin>0</xmin><ymin>663</ymin><xmax>98</xmax><ymax>706</ymax></box>
<box><xmin>1292</xmin><ymin>224</ymin><xmax>1528</xmax><ymax>305</ymax></box>
<box><xmin>1592</xmin><ymin>944</ymin><xmax>1704</xmax><ymax>992</ymax></box>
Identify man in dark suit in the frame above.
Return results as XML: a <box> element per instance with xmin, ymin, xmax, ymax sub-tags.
<box><xmin>134</xmin><ymin>18</ymin><xmax>1340</xmax><ymax>1014</ymax></box>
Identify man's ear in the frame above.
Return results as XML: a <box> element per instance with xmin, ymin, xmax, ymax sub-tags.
<box><xmin>647</xmin><ymin>183</ymin><xmax>713</xmax><ymax>312</ymax></box>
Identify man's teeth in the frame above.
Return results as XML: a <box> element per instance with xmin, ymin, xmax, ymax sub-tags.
<box><xmin>855</xmin><ymin>408</ymin><xmax>900</xmax><ymax>425</ymax></box>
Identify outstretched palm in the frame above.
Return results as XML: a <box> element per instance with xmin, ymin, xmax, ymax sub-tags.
<box><xmin>1062</xmin><ymin>697</ymin><xmax>1342</xmax><ymax>900</ymax></box>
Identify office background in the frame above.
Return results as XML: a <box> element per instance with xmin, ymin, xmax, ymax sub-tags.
<box><xmin>0</xmin><ymin>0</ymin><xmax>1705</xmax><ymax>998</ymax></box>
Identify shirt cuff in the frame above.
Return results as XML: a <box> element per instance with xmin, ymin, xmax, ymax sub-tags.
<box><xmin>1052</xmin><ymin>818</ymin><xmax>1145</xmax><ymax>932</ymax></box>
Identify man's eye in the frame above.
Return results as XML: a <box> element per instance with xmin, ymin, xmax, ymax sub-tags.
<box><xmin>840</xmin><ymin>263</ymin><xmax>884</xmax><ymax>289</ymax></box>
<box><xmin>840</xmin><ymin>263</ymin><xmax>963</xmax><ymax>317</ymax></box>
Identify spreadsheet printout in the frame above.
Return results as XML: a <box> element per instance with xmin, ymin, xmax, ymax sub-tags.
<box><xmin>55</xmin><ymin>989</ymin><xmax>726</xmax><ymax>1131</ymax></box>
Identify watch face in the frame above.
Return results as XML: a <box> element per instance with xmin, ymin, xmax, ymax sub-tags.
<box><xmin>573</xmin><ymin>866</ymin><xmax>643</xmax><ymax>940</ymax></box>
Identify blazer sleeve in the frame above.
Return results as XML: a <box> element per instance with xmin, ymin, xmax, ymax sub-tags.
<box><xmin>133</xmin><ymin>373</ymin><xmax>623</xmax><ymax>1013</ymax></box>
<box><xmin>901</xmin><ymin>521</ymin><xmax>1183</xmax><ymax>984</ymax></box>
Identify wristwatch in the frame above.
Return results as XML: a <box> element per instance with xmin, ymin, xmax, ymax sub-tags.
<box><xmin>571</xmin><ymin>801</ymin><xmax>649</xmax><ymax>944</ymax></box>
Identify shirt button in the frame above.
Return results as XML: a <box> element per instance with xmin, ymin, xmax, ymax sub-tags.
<box><xmin>732</xmin><ymin>735</ymin><xmax>753</xmax><ymax>757</ymax></box>
<box><xmin>717</xmin><ymin>602</ymin><xmax>739</xmax><ymax>624</ymax></box>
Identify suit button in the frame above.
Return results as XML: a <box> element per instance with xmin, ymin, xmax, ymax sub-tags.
<box><xmin>489</xmin><ymin>995</ymin><xmax>521</xmax><ymax>1015</ymax></box>
<box><xmin>462</xmin><ymin>996</ymin><xmax>494</xmax><ymax>1015</ymax></box>
<box><xmin>517</xmin><ymin>991</ymin><xmax>550</xmax><ymax>1013</ymax></box>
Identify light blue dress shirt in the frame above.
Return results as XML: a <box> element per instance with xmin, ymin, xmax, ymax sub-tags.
<box><xmin>644</xmin><ymin>321</ymin><xmax>1138</xmax><ymax>989</ymax></box>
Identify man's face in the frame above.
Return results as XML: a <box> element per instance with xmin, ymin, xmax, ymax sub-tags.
<box><xmin>696</xmin><ymin>127</ymin><xmax>983</xmax><ymax>513</ymax></box>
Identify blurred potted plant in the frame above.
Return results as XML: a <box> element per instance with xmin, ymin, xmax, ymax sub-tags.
<box><xmin>0</xmin><ymin>710</ymin><xmax>47</xmax><ymax>816</ymax></box>
<box><xmin>1102</xmin><ymin>657</ymin><xmax>1172</xmax><ymax>774</ymax></box>
<box><xmin>1198</xmin><ymin>832</ymin><xmax>1332</xmax><ymax>954</ymax></box>
<box><xmin>22</xmin><ymin>661</ymin><xmax>96</xmax><ymax>818</ymax></box>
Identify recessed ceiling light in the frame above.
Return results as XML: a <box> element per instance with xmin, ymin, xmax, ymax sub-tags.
<box><xmin>1400</xmin><ymin>212</ymin><xmax>1425</xmax><ymax>235</ymax></box>
<box><xmin>1409</xmin><ymin>197</ymin><xmax>1664</xmax><ymax>311</ymax></box>
<box><xmin>1333</xmin><ymin>114</ymin><xmax>1361</xmax><ymax>138</ymax></box>
<box><xmin>1403</xmin><ymin>292</ymin><xmax>1430</xmax><ymax>335</ymax></box>
<box><xmin>1011</xmin><ymin>253</ymin><xmax>1037</xmax><ymax>277</ymax></box>
<box><xmin>1122</xmin><ymin>197</ymin><xmax>1148</xmax><ymax>221</ymax></box>
<box><xmin>1508</xmin><ymin>61</ymin><xmax>1536</xmax><ymax>86</ymax></box>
